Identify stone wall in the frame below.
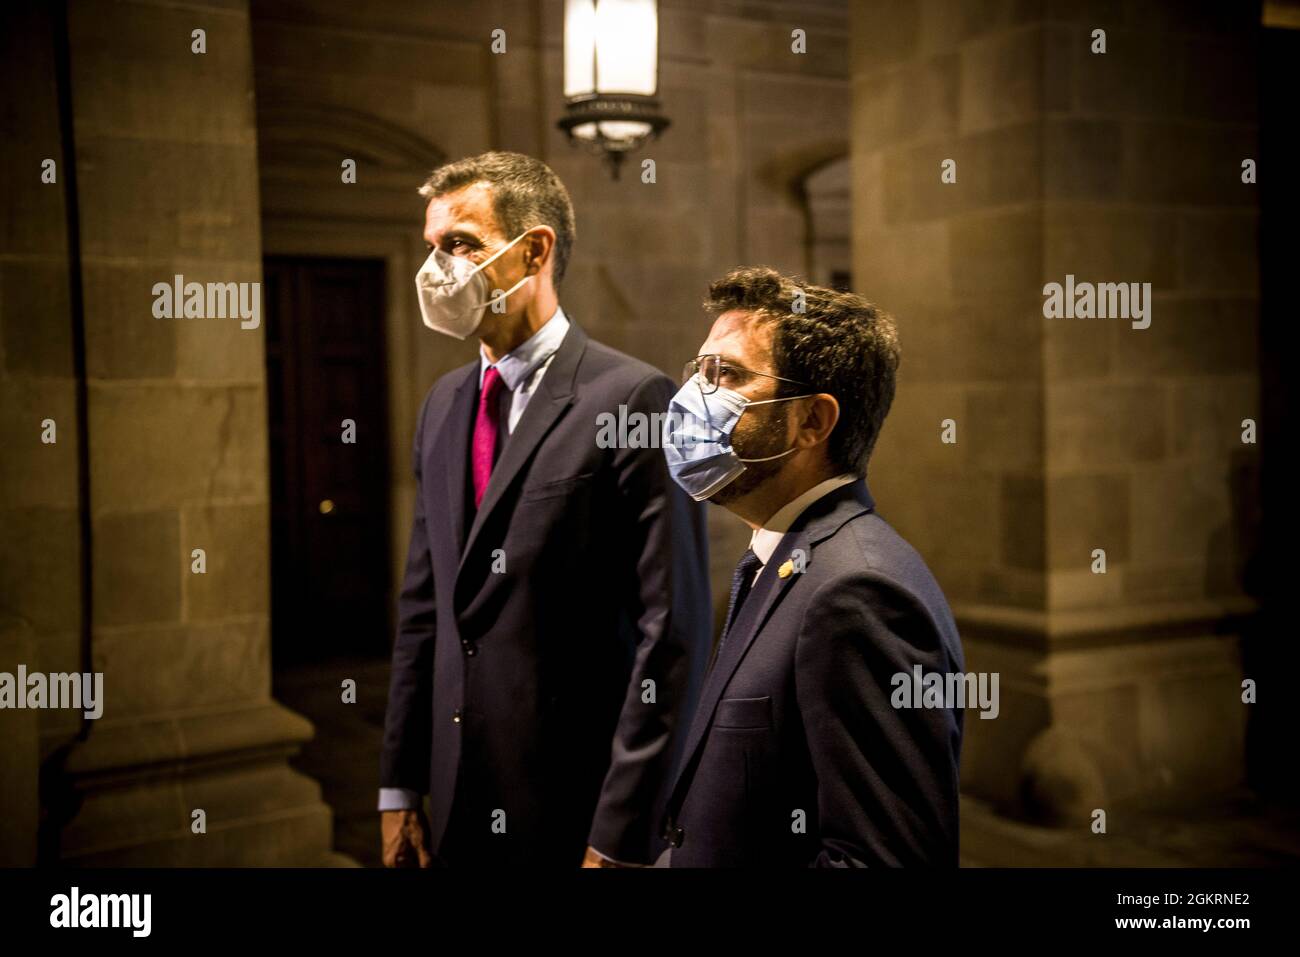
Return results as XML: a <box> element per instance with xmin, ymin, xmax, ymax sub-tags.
<box><xmin>851</xmin><ymin>0</ymin><xmax>1260</xmax><ymax>819</ymax></box>
<box><xmin>251</xmin><ymin>0</ymin><xmax>854</xmax><ymax>627</ymax></box>
<box><xmin>0</xmin><ymin>1</ymin><xmax>84</xmax><ymax>867</ymax></box>
<box><xmin>1</xmin><ymin>0</ymin><xmax>336</xmax><ymax>865</ymax></box>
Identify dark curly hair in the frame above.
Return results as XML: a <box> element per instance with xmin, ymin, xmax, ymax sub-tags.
<box><xmin>704</xmin><ymin>266</ymin><xmax>900</xmax><ymax>476</ymax></box>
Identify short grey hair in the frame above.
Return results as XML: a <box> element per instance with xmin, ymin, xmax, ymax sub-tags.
<box><xmin>418</xmin><ymin>151</ymin><xmax>576</xmax><ymax>285</ymax></box>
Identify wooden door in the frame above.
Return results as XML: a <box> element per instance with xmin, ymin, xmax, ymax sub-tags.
<box><xmin>264</xmin><ymin>257</ymin><xmax>391</xmax><ymax>664</ymax></box>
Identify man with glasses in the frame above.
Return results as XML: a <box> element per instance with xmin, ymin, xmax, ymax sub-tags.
<box><xmin>656</xmin><ymin>266</ymin><xmax>965</xmax><ymax>867</ymax></box>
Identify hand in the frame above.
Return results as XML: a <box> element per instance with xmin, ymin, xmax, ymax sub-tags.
<box><xmin>381</xmin><ymin>809</ymin><xmax>433</xmax><ymax>868</ymax></box>
<box><xmin>581</xmin><ymin>845</ymin><xmax>642</xmax><ymax>868</ymax></box>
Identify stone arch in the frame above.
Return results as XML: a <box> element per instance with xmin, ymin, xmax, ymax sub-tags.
<box><xmin>755</xmin><ymin>141</ymin><xmax>850</xmax><ymax>286</ymax></box>
<box><xmin>256</xmin><ymin>103</ymin><xmax>447</xmax><ymax>171</ymax></box>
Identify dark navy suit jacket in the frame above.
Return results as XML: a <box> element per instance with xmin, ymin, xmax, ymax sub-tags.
<box><xmin>380</xmin><ymin>320</ymin><xmax>711</xmax><ymax>866</ymax></box>
<box><xmin>662</xmin><ymin>478</ymin><xmax>964</xmax><ymax>867</ymax></box>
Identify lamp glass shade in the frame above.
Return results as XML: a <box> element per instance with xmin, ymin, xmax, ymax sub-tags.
<box><xmin>571</xmin><ymin>120</ymin><xmax>654</xmax><ymax>144</ymax></box>
<box><xmin>563</xmin><ymin>0</ymin><xmax>659</xmax><ymax>98</ymax></box>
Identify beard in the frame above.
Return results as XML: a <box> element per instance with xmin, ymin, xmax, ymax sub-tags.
<box><xmin>710</xmin><ymin>404</ymin><xmax>791</xmax><ymax>506</ymax></box>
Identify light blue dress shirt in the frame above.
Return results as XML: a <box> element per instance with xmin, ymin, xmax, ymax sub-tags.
<box><xmin>478</xmin><ymin>305</ymin><xmax>570</xmax><ymax>445</ymax></box>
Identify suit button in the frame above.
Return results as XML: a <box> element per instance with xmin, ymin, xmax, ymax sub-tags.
<box><xmin>461</xmin><ymin>639</ymin><xmax>476</xmax><ymax>656</ymax></box>
<box><xmin>662</xmin><ymin>817</ymin><xmax>683</xmax><ymax>847</ymax></box>
<box><xmin>452</xmin><ymin>709</ymin><xmax>462</xmax><ymax>724</ymax></box>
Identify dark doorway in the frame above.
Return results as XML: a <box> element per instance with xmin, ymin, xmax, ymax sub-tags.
<box><xmin>263</xmin><ymin>256</ymin><xmax>391</xmax><ymax>666</ymax></box>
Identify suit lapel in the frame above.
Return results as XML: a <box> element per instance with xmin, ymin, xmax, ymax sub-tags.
<box><xmin>456</xmin><ymin>322</ymin><xmax>588</xmax><ymax>579</ymax></box>
<box><xmin>668</xmin><ymin>479</ymin><xmax>876</xmax><ymax>809</ymax></box>
<box><xmin>668</xmin><ymin>532</ymin><xmax>806</xmax><ymax>809</ymax></box>
<box><xmin>435</xmin><ymin>364</ymin><xmax>479</xmax><ymax>557</ymax></box>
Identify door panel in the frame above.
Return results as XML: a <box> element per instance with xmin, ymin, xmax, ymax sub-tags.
<box><xmin>264</xmin><ymin>256</ymin><xmax>390</xmax><ymax>663</ymax></box>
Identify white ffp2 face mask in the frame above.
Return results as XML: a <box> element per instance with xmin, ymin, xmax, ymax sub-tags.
<box><xmin>415</xmin><ymin>229</ymin><xmax>534</xmax><ymax>339</ymax></box>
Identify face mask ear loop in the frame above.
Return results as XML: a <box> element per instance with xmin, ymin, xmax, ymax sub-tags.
<box><xmin>742</xmin><ymin>393</ymin><xmax>815</xmax><ymax>407</ymax></box>
<box><xmin>733</xmin><ymin>393</ymin><xmax>815</xmax><ymax>463</ymax></box>
<box><xmin>470</xmin><ymin>227</ymin><xmax>533</xmax><ymax>276</ymax></box>
<box><xmin>470</xmin><ymin>272</ymin><xmax>532</xmax><ymax>312</ymax></box>
<box><xmin>423</xmin><ymin>227</ymin><xmax>533</xmax><ymax>290</ymax></box>
<box><xmin>736</xmin><ymin>446</ymin><xmax>799</xmax><ymax>464</ymax></box>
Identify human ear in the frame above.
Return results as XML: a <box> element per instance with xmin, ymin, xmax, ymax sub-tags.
<box><xmin>798</xmin><ymin>394</ymin><xmax>839</xmax><ymax>448</ymax></box>
<box><xmin>524</xmin><ymin>226</ymin><xmax>556</xmax><ymax>275</ymax></box>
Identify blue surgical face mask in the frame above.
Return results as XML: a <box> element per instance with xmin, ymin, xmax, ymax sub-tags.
<box><xmin>662</xmin><ymin>375</ymin><xmax>812</xmax><ymax>502</ymax></box>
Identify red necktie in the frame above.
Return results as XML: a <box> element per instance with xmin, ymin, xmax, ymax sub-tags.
<box><xmin>472</xmin><ymin>366</ymin><xmax>506</xmax><ymax>507</ymax></box>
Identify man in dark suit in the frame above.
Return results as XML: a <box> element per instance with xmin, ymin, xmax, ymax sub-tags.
<box><xmin>379</xmin><ymin>152</ymin><xmax>710</xmax><ymax>868</ymax></box>
<box><xmin>658</xmin><ymin>266</ymin><xmax>964</xmax><ymax>867</ymax></box>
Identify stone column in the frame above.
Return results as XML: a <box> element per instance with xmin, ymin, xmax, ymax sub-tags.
<box><xmin>850</xmin><ymin>0</ymin><xmax>1258</xmax><ymax>825</ymax></box>
<box><xmin>1</xmin><ymin>0</ymin><xmax>338</xmax><ymax>865</ymax></box>
<box><xmin>0</xmin><ymin>1</ymin><xmax>78</xmax><ymax>866</ymax></box>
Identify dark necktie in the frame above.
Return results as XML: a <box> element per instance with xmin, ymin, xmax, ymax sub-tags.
<box><xmin>471</xmin><ymin>366</ymin><xmax>506</xmax><ymax>507</ymax></box>
<box><xmin>716</xmin><ymin>548</ymin><xmax>763</xmax><ymax>659</ymax></box>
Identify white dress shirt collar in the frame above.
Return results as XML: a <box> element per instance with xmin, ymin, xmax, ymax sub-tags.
<box><xmin>749</xmin><ymin>473</ymin><xmax>859</xmax><ymax>567</ymax></box>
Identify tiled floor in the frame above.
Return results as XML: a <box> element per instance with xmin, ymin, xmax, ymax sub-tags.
<box><xmin>274</xmin><ymin>657</ymin><xmax>1300</xmax><ymax>869</ymax></box>
<box><xmin>960</xmin><ymin>794</ymin><xmax>1300</xmax><ymax>867</ymax></box>
<box><xmin>274</xmin><ymin>655</ymin><xmax>393</xmax><ymax>868</ymax></box>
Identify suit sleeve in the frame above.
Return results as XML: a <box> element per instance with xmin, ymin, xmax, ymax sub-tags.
<box><xmin>794</xmin><ymin>573</ymin><xmax>962</xmax><ymax>867</ymax></box>
<box><xmin>378</xmin><ymin>388</ymin><xmax>439</xmax><ymax>799</ymax></box>
<box><xmin>586</xmin><ymin>372</ymin><xmax>712</xmax><ymax>863</ymax></box>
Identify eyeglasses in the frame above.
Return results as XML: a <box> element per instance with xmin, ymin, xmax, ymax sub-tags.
<box><xmin>682</xmin><ymin>354</ymin><xmax>814</xmax><ymax>396</ymax></box>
